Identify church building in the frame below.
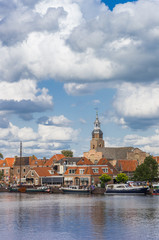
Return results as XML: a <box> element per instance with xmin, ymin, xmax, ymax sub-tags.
<box><xmin>84</xmin><ymin>112</ymin><xmax>149</xmax><ymax>166</ymax></box>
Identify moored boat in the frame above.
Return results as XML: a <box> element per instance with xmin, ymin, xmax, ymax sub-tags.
<box><xmin>9</xmin><ymin>186</ymin><xmax>50</xmax><ymax>193</ymax></box>
<box><xmin>152</xmin><ymin>184</ymin><xmax>159</xmax><ymax>195</ymax></box>
<box><xmin>105</xmin><ymin>184</ymin><xmax>148</xmax><ymax>195</ymax></box>
<box><xmin>60</xmin><ymin>185</ymin><xmax>91</xmax><ymax>194</ymax></box>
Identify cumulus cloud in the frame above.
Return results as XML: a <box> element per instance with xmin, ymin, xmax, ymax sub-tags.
<box><xmin>37</xmin><ymin>115</ymin><xmax>72</xmax><ymax>126</ymax></box>
<box><xmin>0</xmin><ymin>79</ymin><xmax>53</xmax><ymax>120</ymax></box>
<box><xmin>113</xmin><ymin>82</ymin><xmax>159</xmax><ymax>129</ymax></box>
<box><xmin>0</xmin><ymin>119</ymin><xmax>80</xmax><ymax>158</ymax></box>
<box><xmin>1</xmin><ymin>0</ymin><xmax>159</xmax><ymax>85</ymax></box>
<box><xmin>123</xmin><ymin>132</ymin><xmax>159</xmax><ymax>155</ymax></box>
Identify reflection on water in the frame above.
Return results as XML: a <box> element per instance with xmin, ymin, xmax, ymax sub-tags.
<box><xmin>0</xmin><ymin>193</ymin><xmax>159</xmax><ymax>240</ymax></box>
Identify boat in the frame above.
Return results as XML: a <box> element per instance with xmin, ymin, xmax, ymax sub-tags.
<box><xmin>152</xmin><ymin>183</ymin><xmax>159</xmax><ymax>195</ymax></box>
<box><xmin>60</xmin><ymin>185</ymin><xmax>91</xmax><ymax>194</ymax></box>
<box><xmin>9</xmin><ymin>186</ymin><xmax>50</xmax><ymax>193</ymax></box>
<box><xmin>105</xmin><ymin>184</ymin><xmax>148</xmax><ymax>195</ymax></box>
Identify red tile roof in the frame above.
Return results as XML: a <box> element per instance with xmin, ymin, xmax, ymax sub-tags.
<box><xmin>118</xmin><ymin>160</ymin><xmax>138</xmax><ymax>172</ymax></box>
<box><xmin>32</xmin><ymin>167</ymin><xmax>59</xmax><ymax>177</ymax></box>
<box><xmin>0</xmin><ymin>160</ymin><xmax>4</xmax><ymax>167</ymax></box>
<box><xmin>77</xmin><ymin>157</ymin><xmax>93</xmax><ymax>165</ymax></box>
<box><xmin>0</xmin><ymin>158</ymin><xmax>15</xmax><ymax>168</ymax></box>
<box><xmin>97</xmin><ymin>158</ymin><xmax>109</xmax><ymax>165</ymax></box>
<box><xmin>29</xmin><ymin>159</ymin><xmax>45</xmax><ymax>166</ymax></box>
<box><xmin>153</xmin><ymin>156</ymin><xmax>159</xmax><ymax>164</ymax></box>
<box><xmin>44</xmin><ymin>154</ymin><xmax>65</xmax><ymax>166</ymax></box>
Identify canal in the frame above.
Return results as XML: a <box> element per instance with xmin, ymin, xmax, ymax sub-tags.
<box><xmin>0</xmin><ymin>193</ymin><xmax>158</xmax><ymax>240</ymax></box>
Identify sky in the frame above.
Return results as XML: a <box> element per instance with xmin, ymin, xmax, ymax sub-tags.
<box><xmin>1</xmin><ymin>0</ymin><xmax>159</xmax><ymax>159</ymax></box>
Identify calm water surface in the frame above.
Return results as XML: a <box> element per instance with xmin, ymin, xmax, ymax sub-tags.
<box><xmin>0</xmin><ymin>193</ymin><xmax>159</xmax><ymax>240</ymax></box>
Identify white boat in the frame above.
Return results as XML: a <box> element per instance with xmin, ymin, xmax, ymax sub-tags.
<box><xmin>60</xmin><ymin>185</ymin><xmax>91</xmax><ymax>194</ymax></box>
<box><xmin>105</xmin><ymin>184</ymin><xmax>148</xmax><ymax>195</ymax></box>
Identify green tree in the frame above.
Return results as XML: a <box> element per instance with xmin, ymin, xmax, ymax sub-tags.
<box><xmin>116</xmin><ymin>173</ymin><xmax>128</xmax><ymax>183</ymax></box>
<box><xmin>99</xmin><ymin>174</ymin><xmax>112</xmax><ymax>188</ymax></box>
<box><xmin>133</xmin><ymin>155</ymin><xmax>158</xmax><ymax>183</ymax></box>
<box><xmin>61</xmin><ymin>150</ymin><xmax>73</xmax><ymax>157</ymax></box>
<box><xmin>0</xmin><ymin>153</ymin><xmax>3</xmax><ymax>159</ymax></box>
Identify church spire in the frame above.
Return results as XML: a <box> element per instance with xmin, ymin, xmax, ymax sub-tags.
<box><xmin>90</xmin><ymin>111</ymin><xmax>104</xmax><ymax>150</ymax></box>
<box><xmin>94</xmin><ymin>110</ymin><xmax>101</xmax><ymax>131</ymax></box>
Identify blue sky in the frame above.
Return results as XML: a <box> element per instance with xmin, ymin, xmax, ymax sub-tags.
<box><xmin>0</xmin><ymin>0</ymin><xmax>159</xmax><ymax>158</ymax></box>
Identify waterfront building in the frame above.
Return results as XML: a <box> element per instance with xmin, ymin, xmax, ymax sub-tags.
<box><xmin>25</xmin><ymin>167</ymin><xmax>63</xmax><ymax>186</ymax></box>
<box><xmin>0</xmin><ymin>158</ymin><xmax>14</xmax><ymax>185</ymax></box>
<box><xmin>63</xmin><ymin>157</ymin><xmax>118</xmax><ymax>186</ymax></box>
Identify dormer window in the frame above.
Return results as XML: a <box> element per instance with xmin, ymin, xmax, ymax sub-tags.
<box><xmin>93</xmin><ymin>168</ymin><xmax>99</xmax><ymax>173</ymax></box>
<box><xmin>3</xmin><ymin>163</ymin><xmax>5</xmax><ymax>166</ymax></box>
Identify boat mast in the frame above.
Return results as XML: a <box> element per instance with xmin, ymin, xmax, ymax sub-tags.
<box><xmin>20</xmin><ymin>141</ymin><xmax>22</xmax><ymax>186</ymax></box>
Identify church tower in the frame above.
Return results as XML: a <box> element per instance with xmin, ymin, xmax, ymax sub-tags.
<box><xmin>90</xmin><ymin>111</ymin><xmax>104</xmax><ymax>150</ymax></box>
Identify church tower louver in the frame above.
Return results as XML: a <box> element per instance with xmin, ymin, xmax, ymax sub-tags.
<box><xmin>90</xmin><ymin>111</ymin><xmax>104</xmax><ymax>150</ymax></box>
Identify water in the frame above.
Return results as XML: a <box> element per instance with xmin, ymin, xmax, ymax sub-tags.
<box><xmin>0</xmin><ymin>193</ymin><xmax>159</xmax><ymax>240</ymax></box>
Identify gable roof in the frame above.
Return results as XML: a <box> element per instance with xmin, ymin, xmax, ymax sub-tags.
<box><xmin>117</xmin><ymin>160</ymin><xmax>138</xmax><ymax>172</ymax></box>
<box><xmin>30</xmin><ymin>167</ymin><xmax>60</xmax><ymax>177</ymax></box>
<box><xmin>97</xmin><ymin>158</ymin><xmax>109</xmax><ymax>165</ymax></box>
<box><xmin>56</xmin><ymin>157</ymin><xmax>81</xmax><ymax>164</ymax></box>
<box><xmin>0</xmin><ymin>158</ymin><xmax>15</xmax><ymax>168</ymax></box>
<box><xmin>5</xmin><ymin>158</ymin><xmax>15</xmax><ymax>167</ymax></box>
<box><xmin>50</xmin><ymin>154</ymin><xmax>65</xmax><ymax>162</ymax></box>
<box><xmin>29</xmin><ymin>159</ymin><xmax>45</xmax><ymax>167</ymax></box>
<box><xmin>14</xmin><ymin>157</ymin><xmax>30</xmax><ymax>166</ymax></box>
<box><xmin>77</xmin><ymin>157</ymin><xmax>93</xmax><ymax>165</ymax></box>
<box><xmin>97</xmin><ymin>158</ymin><xmax>118</xmax><ymax>175</ymax></box>
<box><xmin>44</xmin><ymin>154</ymin><xmax>65</xmax><ymax>166</ymax></box>
<box><xmin>97</xmin><ymin>147</ymin><xmax>134</xmax><ymax>160</ymax></box>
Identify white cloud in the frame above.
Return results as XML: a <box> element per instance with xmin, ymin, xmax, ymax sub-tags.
<box><xmin>80</xmin><ymin>118</ymin><xmax>86</xmax><ymax>124</ymax></box>
<box><xmin>0</xmin><ymin>79</ymin><xmax>39</xmax><ymax>101</ymax></box>
<box><xmin>112</xmin><ymin>82</ymin><xmax>159</xmax><ymax>129</ymax></box>
<box><xmin>0</xmin><ymin>79</ymin><xmax>53</xmax><ymax>120</ymax></box>
<box><xmin>114</xmin><ymin>82</ymin><xmax>159</xmax><ymax>118</ymax></box>
<box><xmin>38</xmin><ymin>124</ymin><xmax>79</xmax><ymax>141</ymax></box>
<box><xmin>39</xmin><ymin>115</ymin><xmax>72</xmax><ymax>126</ymax></box>
<box><xmin>0</xmin><ymin>119</ymin><xmax>80</xmax><ymax>158</ymax></box>
<box><xmin>2</xmin><ymin>0</ymin><xmax>159</xmax><ymax>85</ymax></box>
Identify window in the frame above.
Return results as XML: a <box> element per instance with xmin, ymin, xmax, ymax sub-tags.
<box><xmin>6</xmin><ymin>170</ymin><xmax>8</xmax><ymax>174</ymax></box>
<box><xmin>94</xmin><ymin>160</ymin><xmax>98</xmax><ymax>165</ymax></box>
<box><xmin>17</xmin><ymin>169</ymin><xmax>20</xmax><ymax>173</ymax></box>
<box><xmin>69</xmin><ymin>169</ymin><xmax>75</xmax><ymax>174</ymax></box>
<box><xmin>31</xmin><ymin>171</ymin><xmax>34</xmax><ymax>176</ymax></box>
<box><xmin>102</xmin><ymin>168</ymin><xmax>108</xmax><ymax>173</ymax></box>
<box><xmin>80</xmin><ymin>169</ymin><xmax>85</xmax><ymax>174</ymax></box>
<box><xmin>93</xmin><ymin>168</ymin><xmax>99</xmax><ymax>173</ymax></box>
<box><xmin>3</xmin><ymin>163</ymin><xmax>5</xmax><ymax>166</ymax></box>
<box><xmin>23</xmin><ymin>169</ymin><xmax>26</xmax><ymax>173</ymax></box>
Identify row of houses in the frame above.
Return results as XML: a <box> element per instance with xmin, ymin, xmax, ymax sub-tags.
<box><xmin>0</xmin><ymin>153</ymin><xmax>149</xmax><ymax>187</ymax></box>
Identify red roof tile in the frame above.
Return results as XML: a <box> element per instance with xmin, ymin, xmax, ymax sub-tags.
<box><xmin>32</xmin><ymin>167</ymin><xmax>59</xmax><ymax>177</ymax></box>
<box><xmin>44</xmin><ymin>154</ymin><xmax>65</xmax><ymax>166</ymax></box>
<box><xmin>0</xmin><ymin>158</ymin><xmax>15</xmax><ymax>168</ymax></box>
<box><xmin>77</xmin><ymin>157</ymin><xmax>93</xmax><ymax>165</ymax></box>
<box><xmin>118</xmin><ymin>160</ymin><xmax>138</xmax><ymax>172</ymax></box>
